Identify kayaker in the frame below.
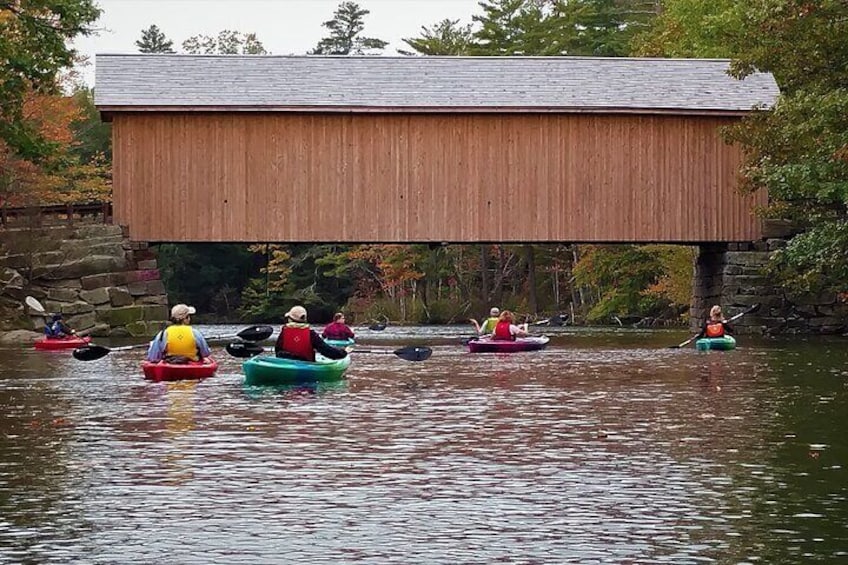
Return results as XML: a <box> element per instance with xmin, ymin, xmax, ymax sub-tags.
<box><xmin>275</xmin><ymin>305</ymin><xmax>348</xmax><ymax>362</ymax></box>
<box><xmin>322</xmin><ymin>312</ymin><xmax>355</xmax><ymax>341</ymax></box>
<box><xmin>695</xmin><ymin>305</ymin><xmax>734</xmax><ymax>339</ymax></box>
<box><xmin>146</xmin><ymin>304</ymin><xmax>211</xmax><ymax>363</ymax></box>
<box><xmin>470</xmin><ymin>307</ymin><xmax>501</xmax><ymax>335</ymax></box>
<box><xmin>492</xmin><ymin>310</ymin><xmax>529</xmax><ymax>341</ymax></box>
<box><xmin>45</xmin><ymin>313</ymin><xmax>76</xmax><ymax>338</ymax></box>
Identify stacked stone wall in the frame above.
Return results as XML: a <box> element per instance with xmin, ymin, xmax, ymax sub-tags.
<box><xmin>0</xmin><ymin>224</ymin><xmax>168</xmax><ymax>337</ymax></box>
<box><xmin>691</xmin><ymin>241</ymin><xmax>848</xmax><ymax>335</ymax></box>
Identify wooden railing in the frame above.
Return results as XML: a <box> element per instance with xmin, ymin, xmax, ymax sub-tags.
<box><xmin>0</xmin><ymin>202</ymin><xmax>112</xmax><ymax>228</ymax></box>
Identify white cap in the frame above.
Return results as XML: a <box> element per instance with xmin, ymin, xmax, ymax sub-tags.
<box><xmin>170</xmin><ymin>304</ymin><xmax>196</xmax><ymax>321</ymax></box>
<box><xmin>285</xmin><ymin>305</ymin><xmax>307</xmax><ymax>322</ymax></box>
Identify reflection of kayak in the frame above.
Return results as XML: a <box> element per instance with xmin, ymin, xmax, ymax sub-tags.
<box><xmin>243</xmin><ymin>354</ymin><xmax>351</xmax><ymax>386</ymax></box>
<box><xmin>324</xmin><ymin>338</ymin><xmax>354</xmax><ymax>348</ymax></box>
<box><xmin>468</xmin><ymin>336</ymin><xmax>550</xmax><ymax>353</ymax></box>
<box><xmin>34</xmin><ymin>335</ymin><xmax>91</xmax><ymax>350</ymax></box>
<box><xmin>695</xmin><ymin>336</ymin><xmax>737</xmax><ymax>351</ymax></box>
<box><xmin>142</xmin><ymin>358</ymin><xmax>218</xmax><ymax>381</ymax></box>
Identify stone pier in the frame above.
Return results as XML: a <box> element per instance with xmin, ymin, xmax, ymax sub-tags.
<box><xmin>691</xmin><ymin>242</ymin><xmax>847</xmax><ymax>335</ymax></box>
<box><xmin>0</xmin><ymin>224</ymin><xmax>169</xmax><ymax>337</ymax></box>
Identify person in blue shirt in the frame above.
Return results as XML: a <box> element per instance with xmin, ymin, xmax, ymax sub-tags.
<box><xmin>44</xmin><ymin>313</ymin><xmax>76</xmax><ymax>338</ymax></box>
<box><xmin>146</xmin><ymin>304</ymin><xmax>211</xmax><ymax>363</ymax></box>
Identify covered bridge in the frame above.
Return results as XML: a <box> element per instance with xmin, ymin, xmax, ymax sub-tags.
<box><xmin>95</xmin><ymin>55</ymin><xmax>779</xmax><ymax>243</ymax></box>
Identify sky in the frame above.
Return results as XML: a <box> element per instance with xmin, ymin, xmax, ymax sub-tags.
<box><xmin>72</xmin><ymin>0</ymin><xmax>483</xmax><ymax>85</ymax></box>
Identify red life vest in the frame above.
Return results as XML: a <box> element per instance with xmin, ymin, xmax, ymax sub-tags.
<box><xmin>493</xmin><ymin>321</ymin><xmax>515</xmax><ymax>341</ymax></box>
<box><xmin>705</xmin><ymin>322</ymin><xmax>725</xmax><ymax>338</ymax></box>
<box><xmin>277</xmin><ymin>326</ymin><xmax>315</xmax><ymax>361</ymax></box>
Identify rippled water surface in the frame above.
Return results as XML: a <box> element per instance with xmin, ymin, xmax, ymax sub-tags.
<box><xmin>1</xmin><ymin>325</ymin><xmax>847</xmax><ymax>563</ymax></box>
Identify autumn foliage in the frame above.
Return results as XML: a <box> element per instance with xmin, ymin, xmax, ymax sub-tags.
<box><xmin>0</xmin><ymin>89</ymin><xmax>110</xmax><ymax>207</ymax></box>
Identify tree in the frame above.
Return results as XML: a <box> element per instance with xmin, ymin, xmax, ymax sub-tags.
<box><xmin>70</xmin><ymin>87</ymin><xmax>111</xmax><ymax>163</ymax></box>
<box><xmin>471</xmin><ymin>0</ymin><xmax>556</xmax><ymax>55</ymax></box>
<box><xmin>637</xmin><ymin>0</ymin><xmax>848</xmax><ymax>294</ymax></box>
<box><xmin>182</xmin><ymin>30</ymin><xmax>268</xmax><ymax>55</ymax></box>
<box><xmin>401</xmin><ymin>18</ymin><xmax>475</xmax><ymax>55</ymax></box>
<box><xmin>311</xmin><ymin>1</ymin><xmax>387</xmax><ymax>55</ymax></box>
<box><xmin>135</xmin><ymin>24</ymin><xmax>175</xmax><ymax>53</ymax></box>
<box><xmin>0</xmin><ymin>89</ymin><xmax>110</xmax><ymax>207</ymax></box>
<box><xmin>0</xmin><ymin>0</ymin><xmax>101</xmax><ymax>161</ymax></box>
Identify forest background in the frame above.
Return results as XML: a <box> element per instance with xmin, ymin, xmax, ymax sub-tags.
<box><xmin>2</xmin><ymin>0</ymin><xmax>845</xmax><ymax>325</ymax></box>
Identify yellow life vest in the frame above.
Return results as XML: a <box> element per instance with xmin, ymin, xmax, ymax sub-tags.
<box><xmin>164</xmin><ymin>325</ymin><xmax>199</xmax><ymax>360</ymax></box>
<box><xmin>480</xmin><ymin>317</ymin><xmax>499</xmax><ymax>333</ymax></box>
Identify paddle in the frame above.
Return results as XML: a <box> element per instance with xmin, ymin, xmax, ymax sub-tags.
<box><xmin>73</xmin><ymin>325</ymin><xmax>274</xmax><ymax>361</ymax></box>
<box><xmin>26</xmin><ymin>296</ymin><xmax>47</xmax><ymax>315</ymax></box>
<box><xmin>669</xmin><ymin>304</ymin><xmax>760</xmax><ymax>349</ymax></box>
<box><xmin>226</xmin><ymin>342</ymin><xmax>433</xmax><ymax>362</ymax></box>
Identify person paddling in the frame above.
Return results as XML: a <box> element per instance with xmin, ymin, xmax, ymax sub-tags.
<box><xmin>322</xmin><ymin>312</ymin><xmax>355</xmax><ymax>341</ymax></box>
<box><xmin>146</xmin><ymin>304</ymin><xmax>211</xmax><ymax>363</ymax></box>
<box><xmin>45</xmin><ymin>313</ymin><xmax>76</xmax><ymax>338</ymax></box>
<box><xmin>695</xmin><ymin>305</ymin><xmax>734</xmax><ymax>340</ymax></box>
<box><xmin>492</xmin><ymin>310</ymin><xmax>529</xmax><ymax>341</ymax></box>
<box><xmin>275</xmin><ymin>305</ymin><xmax>348</xmax><ymax>362</ymax></box>
<box><xmin>470</xmin><ymin>307</ymin><xmax>501</xmax><ymax>335</ymax></box>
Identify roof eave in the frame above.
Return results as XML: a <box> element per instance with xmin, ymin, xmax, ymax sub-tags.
<box><xmin>97</xmin><ymin>105</ymin><xmax>764</xmax><ymax>121</ymax></box>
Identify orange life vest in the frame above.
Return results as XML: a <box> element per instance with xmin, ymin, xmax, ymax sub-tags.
<box><xmin>277</xmin><ymin>326</ymin><xmax>315</xmax><ymax>361</ymax></box>
<box><xmin>493</xmin><ymin>321</ymin><xmax>515</xmax><ymax>341</ymax></box>
<box><xmin>705</xmin><ymin>322</ymin><xmax>725</xmax><ymax>338</ymax></box>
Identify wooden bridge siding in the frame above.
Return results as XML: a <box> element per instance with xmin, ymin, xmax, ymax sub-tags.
<box><xmin>111</xmin><ymin>113</ymin><xmax>764</xmax><ymax>242</ymax></box>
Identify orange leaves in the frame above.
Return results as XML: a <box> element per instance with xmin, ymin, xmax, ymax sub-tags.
<box><xmin>0</xmin><ymin>90</ymin><xmax>110</xmax><ymax>206</ymax></box>
<box><xmin>23</xmin><ymin>92</ymin><xmax>83</xmax><ymax>147</ymax></box>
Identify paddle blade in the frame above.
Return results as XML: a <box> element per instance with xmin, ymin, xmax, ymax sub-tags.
<box><xmin>25</xmin><ymin>296</ymin><xmax>46</xmax><ymax>314</ymax></box>
<box><xmin>236</xmin><ymin>325</ymin><xmax>274</xmax><ymax>342</ymax></box>
<box><xmin>394</xmin><ymin>346</ymin><xmax>432</xmax><ymax>362</ymax></box>
<box><xmin>226</xmin><ymin>342</ymin><xmax>266</xmax><ymax>358</ymax></box>
<box><xmin>73</xmin><ymin>345</ymin><xmax>110</xmax><ymax>361</ymax></box>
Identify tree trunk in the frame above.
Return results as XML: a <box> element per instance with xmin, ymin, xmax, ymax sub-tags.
<box><xmin>524</xmin><ymin>244</ymin><xmax>538</xmax><ymax>314</ymax></box>
<box><xmin>480</xmin><ymin>244</ymin><xmax>490</xmax><ymax>303</ymax></box>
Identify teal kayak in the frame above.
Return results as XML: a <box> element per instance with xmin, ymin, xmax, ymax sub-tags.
<box><xmin>695</xmin><ymin>335</ymin><xmax>737</xmax><ymax>351</ymax></box>
<box><xmin>243</xmin><ymin>354</ymin><xmax>352</xmax><ymax>386</ymax></box>
<box><xmin>324</xmin><ymin>338</ymin><xmax>355</xmax><ymax>348</ymax></box>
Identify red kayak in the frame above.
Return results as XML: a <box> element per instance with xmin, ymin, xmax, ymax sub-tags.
<box><xmin>468</xmin><ymin>336</ymin><xmax>550</xmax><ymax>353</ymax></box>
<box><xmin>141</xmin><ymin>358</ymin><xmax>218</xmax><ymax>382</ymax></box>
<box><xmin>34</xmin><ymin>335</ymin><xmax>92</xmax><ymax>350</ymax></box>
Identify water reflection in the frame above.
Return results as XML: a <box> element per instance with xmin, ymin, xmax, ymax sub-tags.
<box><xmin>0</xmin><ymin>327</ymin><xmax>846</xmax><ymax>563</ymax></box>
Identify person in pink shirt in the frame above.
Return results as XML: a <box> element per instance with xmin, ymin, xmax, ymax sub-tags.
<box><xmin>322</xmin><ymin>312</ymin><xmax>356</xmax><ymax>341</ymax></box>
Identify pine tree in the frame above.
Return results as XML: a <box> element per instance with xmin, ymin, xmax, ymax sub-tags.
<box><xmin>401</xmin><ymin>19</ymin><xmax>475</xmax><ymax>56</ymax></box>
<box><xmin>311</xmin><ymin>1</ymin><xmax>387</xmax><ymax>55</ymax></box>
<box><xmin>135</xmin><ymin>25</ymin><xmax>175</xmax><ymax>53</ymax></box>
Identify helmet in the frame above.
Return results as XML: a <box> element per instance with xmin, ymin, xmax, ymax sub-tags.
<box><xmin>51</xmin><ymin>313</ymin><xmax>63</xmax><ymax>321</ymax></box>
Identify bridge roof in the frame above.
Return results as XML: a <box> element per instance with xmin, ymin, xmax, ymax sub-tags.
<box><xmin>95</xmin><ymin>54</ymin><xmax>779</xmax><ymax>116</ymax></box>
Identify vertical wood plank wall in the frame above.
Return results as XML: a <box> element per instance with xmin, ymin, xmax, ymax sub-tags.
<box><xmin>112</xmin><ymin>113</ymin><xmax>765</xmax><ymax>242</ymax></box>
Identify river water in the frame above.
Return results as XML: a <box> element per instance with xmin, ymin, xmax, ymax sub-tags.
<box><xmin>1</xmin><ymin>325</ymin><xmax>846</xmax><ymax>564</ymax></box>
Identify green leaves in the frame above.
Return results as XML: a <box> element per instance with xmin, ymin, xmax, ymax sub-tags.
<box><xmin>0</xmin><ymin>0</ymin><xmax>101</xmax><ymax>159</ymax></box>
<box><xmin>311</xmin><ymin>1</ymin><xmax>387</xmax><ymax>55</ymax></box>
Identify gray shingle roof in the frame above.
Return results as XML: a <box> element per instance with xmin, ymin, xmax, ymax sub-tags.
<box><xmin>95</xmin><ymin>54</ymin><xmax>779</xmax><ymax>114</ymax></box>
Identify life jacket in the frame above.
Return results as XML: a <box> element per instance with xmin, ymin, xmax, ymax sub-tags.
<box><xmin>493</xmin><ymin>321</ymin><xmax>515</xmax><ymax>341</ymax></box>
<box><xmin>278</xmin><ymin>325</ymin><xmax>315</xmax><ymax>361</ymax></box>
<box><xmin>705</xmin><ymin>321</ymin><xmax>725</xmax><ymax>338</ymax></box>
<box><xmin>45</xmin><ymin>321</ymin><xmax>66</xmax><ymax>338</ymax></box>
<box><xmin>480</xmin><ymin>316</ymin><xmax>499</xmax><ymax>334</ymax></box>
<box><xmin>164</xmin><ymin>325</ymin><xmax>199</xmax><ymax>360</ymax></box>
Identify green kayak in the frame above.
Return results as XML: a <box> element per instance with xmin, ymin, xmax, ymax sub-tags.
<box><xmin>695</xmin><ymin>335</ymin><xmax>737</xmax><ymax>351</ymax></box>
<box><xmin>324</xmin><ymin>338</ymin><xmax>355</xmax><ymax>348</ymax></box>
<box><xmin>243</xmin><ymin>354</ymin><xmax>352</xmax><ymax>386</ymax></box>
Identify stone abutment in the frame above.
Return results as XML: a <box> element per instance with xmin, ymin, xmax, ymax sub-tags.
<box><xmin>0</xmin><ymin>224</ymin><xmax>168</xmax><ymax>338</ymax></box>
